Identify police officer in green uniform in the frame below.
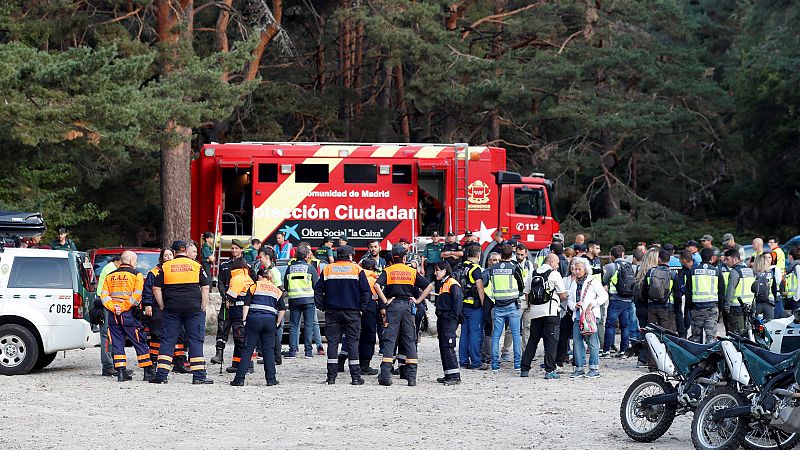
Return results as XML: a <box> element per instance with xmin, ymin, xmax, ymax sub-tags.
<box><xmin>314</xmin><ymin>236</ymin><xmax>335</xmax><ymax>264</ymax></box>
<box><xmin>686</xmin><ymin>248</ymin><xmax>725</xmax><ymax>343</ymax></box>
<box><xmin>422</xmin><ymin>232</ymin><xmax>444</xmax><ymax>281</ymax></box>
<box><xmin>722</xmin><ymin>248</ymin><xmax>756</xmax><ymax>335</ymax></box>
<box><xmin>50</xmin><ymin>227</ymin><xmax>77</xmax><ymax>250</ymax></box>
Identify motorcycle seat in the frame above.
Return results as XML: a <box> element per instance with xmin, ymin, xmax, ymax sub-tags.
<box><xmin>673</xmin><ymin>338</ymin><xmax>716</xmax><ymax>356</ymax></box>
<box><xmin>744</xmin><ymin>344</ymin><xmax>800</xmax><ymax>366</ymax></box>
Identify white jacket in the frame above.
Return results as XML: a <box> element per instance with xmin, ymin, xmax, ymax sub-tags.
<box><xmin>565</xmin><ymin>276</ymin><xmax>608</xmax><ymax>319</ymax></box>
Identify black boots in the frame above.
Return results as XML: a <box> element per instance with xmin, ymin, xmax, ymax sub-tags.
<box><xmin>143</xmin><ymin>366</ymin><xmax>155</xmax><ymax>382</ymax></box>
<box><xmin>210</xmin><ymin>348</ymin><xmax>224</xmax><ymax>365</ymax></box>
<box><xmin>117</xmin><ymin>367</ymin><xmax>132</xmax><ymax>382</ymax></box>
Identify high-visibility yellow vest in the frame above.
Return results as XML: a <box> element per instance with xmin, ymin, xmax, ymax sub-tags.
<box><xmin>487</xmin><ymin>262</ymin><xmax>519</xmax><ymax>306</ymax></box>
<box><xmin>733</xmin><ymin>266</ymin><xmax>756</xmax><ymax>306</ymax></box>
<box><xmin>692</xmin><ymin>265</ymin><xmax>720</xmax><ymax>306</ymax></box>
<box><xmin>286</xmin><ymin>263</ymin><xmax>314</xmax><ymax>299</ymax></box>
<box><xmin>786</xmin><ymin>269</ymin><xmax>798</xmax><ymax>299</ymax></box>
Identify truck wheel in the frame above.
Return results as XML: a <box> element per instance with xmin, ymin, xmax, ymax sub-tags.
<box><xmin>32</xmin><ymin>352</ymin><xmax>58</xmax><ymax>372</ymax></box>
<box><xmin>0</xmin><ymin>324</ymin><xmax>40</xmax><ymax>375</ymax></box>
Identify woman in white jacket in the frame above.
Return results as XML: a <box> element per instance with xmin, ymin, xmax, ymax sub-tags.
<box><xmin>565</xmin><ymin>257</ymin><xmax>609</xmax><ymax>378</ymax></box>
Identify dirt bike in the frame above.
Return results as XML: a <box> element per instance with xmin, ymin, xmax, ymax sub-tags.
<box><xmin>691</xmin><ymin>332</ymin><xmax>800</xmax><ymax>450</ymax></box>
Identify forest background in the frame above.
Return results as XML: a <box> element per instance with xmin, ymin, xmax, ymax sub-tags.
<box><xmin>0</xmin><ymin>0</ymin><xmax>797</xmax><ymax>248</ymax></box>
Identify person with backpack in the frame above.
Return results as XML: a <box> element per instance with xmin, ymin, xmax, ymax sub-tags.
<box><xmin>600</xmin><ymin>245</ymin><xmax>634</xmax><ymax>357</ymax></box>
<box><xmin>722</xmin><ymin>248</ymin><xmax>756</xmax><ymax>334</ymax></box>
<box><xmin>685</xmin><ymin>247</ymin><xmax>725</xmax><ymax>343</ymax></box>
<box><xmin>565</xmin><ymin>257</ymin><xmax>608</xmax><ymax>378</ymax></box>
<box><xmin>641</xmin><ymin>250</ymin><xmax>683</xmax><ymax>334</ymax></box>
<box><xmin>752</xmin><ymin>253</ymin><xmax>778</xmax><ymax>321</ymax></box>
<box><xmin>455</xmin><ymin>245</ymin><xmax>486</xmax><ymax>370</ymax></box>
<box><xmin>520</xmin><ymin>254</ymin><xmax>566</xmax><ymax>379</ymax></box>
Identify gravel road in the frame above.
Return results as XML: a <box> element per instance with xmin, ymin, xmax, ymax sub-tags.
<box><xmin>0</xmin><ymin>333</ymin><xmax>698</xmax><ymax>449</ymax></box>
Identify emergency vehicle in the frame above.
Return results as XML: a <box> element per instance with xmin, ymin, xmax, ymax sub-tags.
<box><xmin>191</xmin><ymin>142</ymin><xmax>559</xmax><ymax>252</ymax></box>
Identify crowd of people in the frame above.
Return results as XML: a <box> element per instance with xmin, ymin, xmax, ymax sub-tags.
<box><xmin>93</xmin><ymin>229</ymin><xmax>800</xmax><ymax>386</ymax></box>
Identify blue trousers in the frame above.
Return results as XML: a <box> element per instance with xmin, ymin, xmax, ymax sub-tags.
<box><xmin>573</xmin><ymin>318</ymin><xmax>599</xmax><ymax>370</ymax></box>
<box><xmin>289</xmin><ymin>303</ymin><xmax>316</xmax><ymax>353</ymax></box>
<box><xmin>491</xmin><ymin>304</ymin><xmax>521</xmax><ymax>370</ymax></box>
<box><xmin>359</xmin><ymin>310</ymin><xmax>378</xmax><ymax>367</ymax></box>
<box><xmin>459</xmin><ymin>306</ymin><xmax>484</xmax><ymax>369</ymax></box>
<box><xmin>235</xmin><ymin>314</ymin><xmax>278</xmax><ymax>382</ymax></box>
<box><xmin>603</xmin><ymin>300</ymin><xmax>631</xmax><ymax>352</ymax></box>
<box><xmin>155</xmin><ymin>310</ymin><xmax>207</xmax><ymax>381</ymax></box>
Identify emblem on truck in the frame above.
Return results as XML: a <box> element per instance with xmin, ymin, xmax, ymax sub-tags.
<box><xmin>467</xmin><ymin>180</ymin><xmax>491</xmax><ymax>211</ymax></box>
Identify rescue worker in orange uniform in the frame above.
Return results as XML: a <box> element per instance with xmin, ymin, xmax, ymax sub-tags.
<box><xmin>374</xmin><ymin>244</ymin><xmax>433</xmax><ymax>386</ymax></box>
<box><xmin>225</xmin><ymin>258</ymin><xmax>256</xmax><ymax>374</ymax></box>
<box><xmin>101</xmin><ymin>250</ymin><xmax>154</xmax><ymax>382</ymax></box>
<box><xmin>433</xmin><ymin>261</ymin><xmax>463</xmax><ymax>385</ymax></box>
<box><xmin>314</xmin><ymin>245</ymin><xmax>372</xmax><ymax>385</ymax></box>
<box><xmin>150</xmin><ymin>241</ymin><xmax>213</xmax><ymax>385</ymax></box>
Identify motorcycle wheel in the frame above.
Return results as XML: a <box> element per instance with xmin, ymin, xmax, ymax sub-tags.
<box><xmin>692</xmin><ymin>386</ymin><xmax>749</xmax><ymax>450</ymax></box>
<box><xmin>620</xmin><ymin>373</ymin><xmax>678</xmax><ymax>442</ymax></box>
<box><xmin>744</xmin><ymin>424</ymin><xmax>800</xmax><ymax>450</ymax></box>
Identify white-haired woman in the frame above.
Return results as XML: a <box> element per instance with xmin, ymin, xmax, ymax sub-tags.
<box><xmin>566</xmin><ymin>257</ymin><xmax>608</xmax><ymax>378</ymax></box>
<box><xmin>753</xmin><ymin>253</ymin><xmax>778</xmax><ymax>320</ymax></box>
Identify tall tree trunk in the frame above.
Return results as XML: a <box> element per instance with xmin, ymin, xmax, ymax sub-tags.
<box><xmin>156</xmin><ymin>0</ymin><xmax>194</xmax><ymax>246</ymax></box>
<box><xmin>245</xmin><ymin>0</ymin><xmax>283</xmax><ymax>82</ymax></box>
<box><xmin>161</xmin><ymin>122</ymin><xmax>193</xmax><ymax>244</ymax></box>
<box><xmin>395</xmin><ymin>63</ymin><xmax>410</xmax><ymax>142</ymax></box>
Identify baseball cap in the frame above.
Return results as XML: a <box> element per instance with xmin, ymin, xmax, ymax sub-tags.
<box><xmin>685</xmin><ymin>240</ymin><xmax>700</xmax><ymax>248</ymax></box>
<box><xmin>431</xmin><ymin>231</ymin><xmax>439</xmax><ymax>237</ymax></box>
<box><xmin>322</xmin><ymin>236</ymin><xmax>333</xmax><ymax>244</ymax></box>
<box><xmin>398</xmin><ymin>237</ymin><xmax>410</xmax><ymax>244</ymax></box>
<box><xmin>339</xmin><ymin>235</ymin><xmax>348</xmax><ymax>242</ymax></box>
<box><xmin>721</xmin><ymin>233</ymin><xmax>734</xmax><ymax>243</ymax></box>
<box><xmin>391</xmin><ymin>244</ymin><xmax>407</xmax><ymax>256</ymax></box>
<box><xmin>447</xmin><ymin>231</ymin><xmax>455</xmax><ymax>237</ymax></box>
<box><xmin>701</xmin><ymin>234</ymin><xmax>714</xmax><ymax>242</ymax></box>
<box><xmin>464</xmin><ymin>231</ymin><xmax>473</xmax><ymax>237</ymax></box>
<box><xmin>336</xmin><ymin>245</ymin><xmax>355</xmax><ymax>259</ymax></box>
<box><xmin>552</xmin><ymin>232</ymin><xmax>564</xmax><ymax>243</ymax></box>
<box><xmin>171</xmin><ymin>240</ymin><xmax>188</xmax><ymax>252</ymax></box>
<box><xmin>231</xmin><ymin>239</ymin><xmax>247</xmax><ymax>249</ymax></box>
<box><xmin>663</xmin><ymin>243</ymin><xmax>675</xmax><ymax>252</ymax></box>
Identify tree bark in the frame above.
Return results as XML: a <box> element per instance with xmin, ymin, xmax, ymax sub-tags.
<box><xmin>155</xmin><ymin>0</ymin><xmax>194</xmax><ymax>246</ymax></box>
<box><xmin>395</xmin><ymin>63</ymin><xmax>410</xmax><ymax>142</ymax></box>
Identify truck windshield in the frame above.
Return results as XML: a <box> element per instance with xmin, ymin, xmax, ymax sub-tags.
<box><xmin>514</xmin><ymin>187</ymin><xmax>546</xmax><ymax>217</ymax></box>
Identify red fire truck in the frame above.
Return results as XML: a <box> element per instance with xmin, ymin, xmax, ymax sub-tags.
<box><xmin>190</xmin><ymin>142</ymin><xmax>559</xmax><ymax>252</ymax></box>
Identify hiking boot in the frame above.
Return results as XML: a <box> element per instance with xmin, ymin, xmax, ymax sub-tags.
<box><xmin>283</xmin><ymin>351</ymin><xmax>297</xmax><ymax>358</ymax></box>
<box><xmin>210</xmin><ymin>348</ymin><xmax>224</xmax><ymax>365</ymax></box>
<box><xmin>102</xmin><ymin>368</ymin><xmax>118</xmax><ymax>377</ymax></box>
<box><xmin>586</xmin><ymin>369</ymin><xmax>600</xmax><ymax>378</ymax></box>
<box><xmin>325</xmin><ymin>377</ymin><xmax>336</xmax><ymax>385</ymax></box>
<box><xmin>142</xmin><ymin>366</ymin><xmax>156</xmax><ymax>382</ymax></box>
<box><xmin>443</xmin><ymin>378</ymin><xmax>461</xmax><ymax>386</ymax></box>
<box><xmin>570</xmin><ymin>369</ymin><xmax>585</xmax><ymax>378</ymax></box>
<box><xmin>379</xmin><ymin>378</ymin><xmax>392</xmax><ymax>386</ymax></box>
<box><xmin>148</xmin><ymin>377</ymin><xmax>168</xmax><ymax>384</ymax></box>
<box><xmin>267</xmin><ymin>380</ymin><xmax>280</xmax><ymax>386</ymax></box>
<box><xmin>544</xmin><ymin>371</ymin><xmax>561</xmax><ymax>380</ymax></box>
<box><xmin>520</xmin><ymin>370</ymin><xmax>530</xmax><ymax>378</ymax></box>
<box><xmin>436</xmin><ymin>377</ymin><xmax>447</xmax><ymax>383</ymax></box>
<box><xmin>117</xmin><ymin>367</ymin><xmax>131</xmax><ymax>382</ymax></box>
<box><xmin>351</xmin><ymin>377</ymin><xmax>365</xmax><ymax>386</ymax></box>
<box><xmin>230</xmin><ymin>378</ymin><xmax>245</xmax><ymax>386</ymax></box>
<box><xmin>192</xmin><ymin>378</ymin><xmax>214</xmax><ymax>385</ymax></box>
<box><xmin>361</xmin><ymin>366</ymin><xmax>379</xmax><ymax>376</ymax></box>
<box><xmin>407</xmin><ymin>380</ymin><xmax>417</xmax><ymax>387</ymax></box>
<box><xmin>225</xmin><ymin>366</ymin><xmax>238</xmax><ymax>373</ymax></box>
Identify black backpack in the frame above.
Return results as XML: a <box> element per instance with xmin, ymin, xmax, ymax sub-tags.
<box><xmin>647</xmin><ymin>266</ymin><xmax>671</xmax><ymax>303</ymax></box>
<box><xmin>615</xmin><ymin>261</ymin><xmax>636</xmax><ymax>297</ymax></box>
<box><xmin>89</xmin><ymin>298</ymin><xmax>105</xmax><ymax>325</ymax></box>
<box><xmin>529</xmin><ymin>269</ymin><xmax>552</xmax><ymax>305</ymax></box>
<box><xmin>454</xmin><ymin>262</ymin><xmax>476</xmax><ymax>301</ymax></box>
<box><xmin>752</xmin><ymin>272</ymin><xmax>772</xmax><ymax>303</ymax></box>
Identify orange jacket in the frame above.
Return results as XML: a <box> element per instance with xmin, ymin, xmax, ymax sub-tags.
<box><xmin>101</xmin><ymin>265</ymin><xmax>144</xmax><ymax>313</ymax></box>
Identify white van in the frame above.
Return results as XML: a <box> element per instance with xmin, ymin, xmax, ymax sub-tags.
<box><xmin>0</xmin><ymin>248</ymin><xmax>99</xmax><ymax>375</ymax></box>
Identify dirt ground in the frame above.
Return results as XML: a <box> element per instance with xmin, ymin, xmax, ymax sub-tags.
<box><xmin>0</xmin><ymin>329</ymin><xmax>696</xmax><ymax>450</ymax></box>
